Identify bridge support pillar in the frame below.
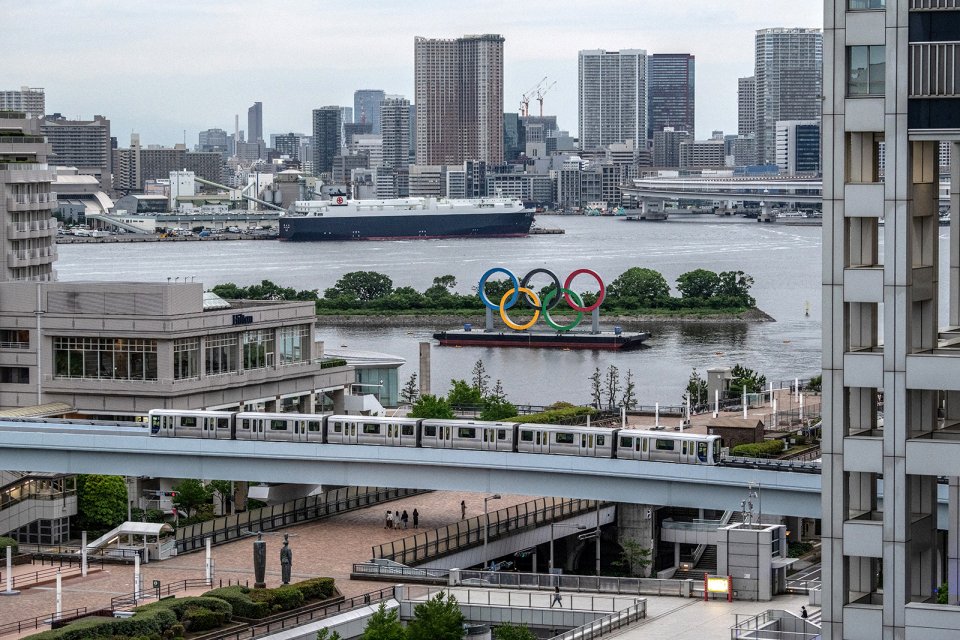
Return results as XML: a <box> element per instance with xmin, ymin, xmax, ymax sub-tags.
<box><xmin>331</xmin><ymin>388</ymin><xmax>346</xmax><ymax>414</ymax></box>
<box><xmin>297</xmin><ymin>393</ymin><xmax>315</xmax><ymax>414</ymax></box>
<box><xmin>617</xmin><ymin>503</ymin><xmax>657</xmax><ymax>577</ymax></box>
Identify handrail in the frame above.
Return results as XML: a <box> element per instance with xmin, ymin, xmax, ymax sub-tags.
<box><xmin>455</xmin><ymin>570</ymin><xmax>697</xmax><ymax>597</ymax></box>
<box><xmin>549</xmin><ymin>601</ymin><xmax>647</xmax><ymax>640</ymax></box>
<box><xmin>111</xmin><ymin>577</ymin><xmax>221</xmax><ymax>610</ymax></box>
<box><xmin>0</xmin><ymin>608</ymin><xmax>91</xmax><ymax>637</ymax></box>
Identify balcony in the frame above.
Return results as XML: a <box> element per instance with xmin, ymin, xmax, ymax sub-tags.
<box><xmin>6</xmin><ymin>246</ymin><xmax>56</xmax><ymax>268</ymax></box>
<box><xmin>910</xmin><ymin>42</ymin><xmax>960</xmax><ymax>97</ymax></box>
<box><xmin>5</xmin><ymin>192</ymin><xmax>55</xmax><ymax>212</ymax></box>
<box><xmin>7</xmin><ymin>218</ymin><xmax>57</xmax><ymax>240</ymax></box>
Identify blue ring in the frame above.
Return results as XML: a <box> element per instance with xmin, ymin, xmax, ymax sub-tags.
<box><xmin>478</xmin><ymin>268</ymin><xmax>519</xmax><ymax>310</ymax></box>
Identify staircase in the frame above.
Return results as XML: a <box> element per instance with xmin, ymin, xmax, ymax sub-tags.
<box><xmin>673</xmin><ymin>545</ymin><xmax>718</xmax><ymax>581</ymax></box>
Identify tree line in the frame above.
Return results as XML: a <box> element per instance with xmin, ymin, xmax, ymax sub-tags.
<box><xmin>211</xmin><ymin>267</ymin><xmax>756</xmax><ymax>315</ymax></box>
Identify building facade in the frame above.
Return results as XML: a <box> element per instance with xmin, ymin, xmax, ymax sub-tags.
<box><xmin>647</xmin><ymin>53</ymin><xmax>695</xmax><ymax>141</ymax></box>
<box><xmin>578</xmin><ymin>49</ymin><xmax>647</xmax><ymax>152</ymax></box>
<box><xmin>754</xmin><ymin>28</ymin><xmax>822</xmax><ymax>165</ymax></box>
<box><xmin>274</xmin><ymin>133</ymin><xmax>302</xmax><ymax>161</ymax></box>
<box><xmin>312</xmin><ymin>107</ymin><xmax>342</xmax><ymax>176</ymax></box>
<box><xmin>679</xmin><ymin>139</ymin><xmax>726</xmax><ymax>169</ymax></box>
<box><xmin>40</xmin><ymin>114</ymin><xmax>112</xmax><ymax>191</ymax></box>
<box><xmin>774</xmin><ymin>120</ymin><xmax>820</xmax><ymax>175</ymax></box>
<box><xmin>353</xmin><ymin>90</ymin><xmax>385</xmax><ymax>134</ymax></box>
<box><xmin>414</xmin><ymin>34</ymin><xmax>504</xmax><ymax>166</ymax></box>
<box><xmin>652</xmin><ymin>128</ymin><xmax>692</xmax><ymax>167</ymax></box>
<box><xmin>198</xmin><ymin>128</ymin><xmax>229</xmax><ymax>155</ymax></box>
<box><xmin>248</xmin><ymin>102</ymin><xmax>263</xmax><ymax>144</ymax></box>
<box><xmin>381</xmin><ymin>96</ymin><xmax>411</xmax><ymax>171</ymax></box>
<box><xmin>0</xmin><ymin>111</ymin><xmax>57</xmax><ymax>282</ymax></box>
<box><xmin>0</xmin><ymin>87</ymin><xmax>44</xmax><ymax>118</ymax></box>
<box><xmin>823</xmin><ymin>0</ymin><xmax>960</xmax><ymax>637</ymax></box>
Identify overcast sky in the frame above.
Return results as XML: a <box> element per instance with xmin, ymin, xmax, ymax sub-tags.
<box><xmin>2</xmin><ymin>0</ymin><xmax>821</xmax><ymax>146</ymax></box>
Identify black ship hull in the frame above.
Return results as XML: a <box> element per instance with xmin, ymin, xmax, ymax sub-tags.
<box><xmin>433</xmin><ymin>330</ymin><xmax>650</xmax><ymax>351</ymax></box>
<box><xmin>279</xmin><ymin>211</ymin><xmax>535</xmax><ymax>241</ymax></box>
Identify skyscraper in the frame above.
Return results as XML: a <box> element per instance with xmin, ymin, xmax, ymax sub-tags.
<box><xmin>753</xmin><ymin>28</ymin><xmax>822</xmax><ymax>165</ymax></box>
<box><xmin>0</xmin><ymin>87</ymin><xmax>45</xmax><ymax>118</ymax></box>
<box><xmin>353</xmin><ymin>90</ymin><xmax>384</xmax><ymax>133</ymax></box>
<box><xmin>41</xmin><ymin>114</ymin><xmax>112</xmax><ymax>191</ymax></box>
<box><xmin>647</xmin><ymin>54</ymin><xmax>695</xmax><ymax>141</ymax></box>
<box><xmin>414</xmin><ymin>34</ymin><xmax>504</xmax><ymax>166</ymax></box>
<box><xmin>737</xmin><ymin>76</ymin><xmax>756</xmax><ymax>137</ymax></box>
<box><xmin>248</xmin><ymin>102</ymin><xmax>263</xmax><ymax>144</ymax></box>
<box><xmin>312</xmin><ymin>107</ymin><xmax>341</xmax><ymax>176</ymax></box>
<box><xmin>578</xmin><ymin>49</ymin><xmax>647</xmax><ymax>152</ymax></box>
<box><xmin>380</xmin><ymin>96</ymin><xmax>411</xmax><ymax>170</ymax></box>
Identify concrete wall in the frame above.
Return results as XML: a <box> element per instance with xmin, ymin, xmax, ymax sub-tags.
<box><xmin>717</xmin><ymin>523</ymin><xmax>786</xmax><ymax>601</ymax></box>
<box><xmin>617</xmin><ymin>503</ymin><xmax>656</xmax><ymax>577</ymax></box>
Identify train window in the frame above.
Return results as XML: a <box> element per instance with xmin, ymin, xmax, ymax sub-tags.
<box><xmin>332</xmin><ymin>422</ymin><xmax>342</xmax><ymax>433</ymax></box>
<box><xmin>655</xmin><ymin>439</ymin><xmax>675</xmax><ymax>451</ymax></box>
<box><xmin>182</xmin><ymin>416</ymin><xmax>197</xmax><ymax>428</ymax></box>
<box><xmin>536</xmin><ymin>432</ymin><xmax>541</xmax><ymax>445</ymax></box>
<box><xmin>217</xmin><ymin>418</ymin><xmax>229</xmax><ymax>429</ymax></box>
<box><xmin>458</xmin><ymin>427</ymin><xmax>476</xmax><ymax>439</ymax></box>
<box><xmin>588</xmin><ymin>435</ymin><xmax>594</xmax><ymax>448</ymax></box>
<box><xmin>270</xmin><ymin>420</ymin><xmax>287</xmax><ymax>431</ymax></box>
<box><xmin>151</xmin><ymin>416</ymin><xmax>161</xmax><ymax>429</ymax></box>
<box><xmin>698</xmin><ymin>442</ymin><xmax>708</xmax><ymax>462</ymax></box>
<box><xmin>445</xmin><ymin>426</ymin><xmax>451</xmax><ymax>440</ymax></box>
<box><xmin>401</xmin><ymin>425</ymin><xmax>414</xmax><ymax>436</ymax></box>
<box><xmin>714</xmin><ymin>440</ymin><xmax>721</xmax><ymax>461</ymax></box>
<box><xmin>520</xmin><ymin>430</ymin><xmax>533</xmax><ymax>442</ymax></box>
<box><xmin>642</xmin><ymin>438</ymin><xmax>648</xmax><ymax>452</ymax></box>
<box><xmin>619</xmin><ymin>436</ymin><xmax>632</xmax><ymax>448</ymax></box>
<box><xmin>424</xmin><ymin>425</ymin><xmax>436</xmax><ymax>437</ymax></box>
<box><xmin>363</xmin><ymin>423</ymin><xmax>380</xmax><ymax>435</ymax></box>
<box><xmin>597</xmin><ymin>435</ymin><xmax>604</xmax><ymax>446</ymax></box>
<box><xmin>682</xmin><ymin>441</ymin><xmax>687</xmax><ymax>455</ymax></box>
<box><xmin>308</xmin><ymin>421</ymin><xmax>321</xmax><ymax>432</ymax></box>
<box><xmin>555</xmin><ymin>432</ymin><xmax>574</xmax><ymax>445</ymax></box>
<box><xmin>240</xmin><ymin>419</ymin><xmax>250</xmax><ymax>430</ymax></box>
<box><xmin>497</xmin><ymin>429</ymin><xmax>506</xmax><ymax>440</ymax></box>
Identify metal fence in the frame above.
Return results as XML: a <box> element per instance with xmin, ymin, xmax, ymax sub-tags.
<box><xmin>456</xmin><ymin>570</ymin><xmax>696</xmax><ymax>598</ymax></box>
<box><xmin>352</xmin><ymin>561</ymin><xmax>450</xmax><ymax>582</ymax></box>
<box><xmin>550</xmin><ymin>600</ymin><xmax>647</xmax><ymax>640</ymax></box>
<box><xmin>372</xmin><ymin>498</ymin><xmax>604</xmax><ymax>566</ymax></box>
<box><xmin>0</xmin><ymin>608</ymin><xmax>93</xmax><ymax>637</ymax></box>
<box><xmin>111</xmin><ymin>577</ymin><xmax>221</xmax><ymax>610</ymax></box>
<box><xmin>177</xmin><ymin>486</ymin><xmax>429</xmax><ymax>553</ymax></box>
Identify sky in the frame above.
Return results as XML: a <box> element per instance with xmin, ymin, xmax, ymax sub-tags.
<box><xmin>2</xmin><ymin>0</ymin><xmax>822</xmax><ymax>147</ymax></box>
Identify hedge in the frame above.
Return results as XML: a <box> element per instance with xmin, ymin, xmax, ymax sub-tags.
<box><xmin>202</xmin><ymin>585</ymin><xmax>269</xmax><ymax>619</ymax></box>
<box><xmin>0</xmin><ymin>536</ymin><xmax>18</xmax><ymax>553</ymax></box>
<box><xmin>293</xmin><ymin>577</ymin><xmax>336</xmax><ymax>600</ymax></box>
<box><xmin>730</xmin><ymin>440</ymin><xmax>786</xmax><ymax>458</ymax></box>
<box><xmin>135</xmin><ymin>596</ymin><xmax>232</xmax><ymax>629</ymax></box>
<box><xmin>24</xmin><ymin>608</ymin><xmax>176</xmax><ymax>640</ymax></box>
<box><xmin>203</xmin><ymin>577</ymin><xmax>336</xmax><ymax>619</ymax></box>
<box><xmin>506</xmin><ymin>406</ymin><xmax>597</xmax><ymax>425</ymax></box>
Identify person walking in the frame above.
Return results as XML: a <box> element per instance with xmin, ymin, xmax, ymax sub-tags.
<box><xmin>800</xmin><ymin>606</ymin><xmax>808</xmax><ymax>620</ymax></box>
<box><xmin>385</xmin><ymin>510</ymin><xmax>392</xmax><ymax>529</ymax></box>
<box><xmin>551</xmin><ymin>586</ymin><xmax>562</xmax><ymax>608</ymax></box>
<box><xmin>461</xmin><ymin>500</ymin><xmax>467</xmax><ymax>519</ymax></box>
<box><xmin>413</xmin><ymin>508</ymin><xmax>420</xmax><ymax>529</ymax></box>
<box><xmin>401</xmin><ymin>510</ymin><xmax>409</xmax><ymax>529</ymax></box>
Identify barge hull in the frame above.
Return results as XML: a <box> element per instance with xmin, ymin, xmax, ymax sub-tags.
<box><xmin>433</xmin><ymin>330</ymin><xmax>650</xmax><ymax>351</ymax></box>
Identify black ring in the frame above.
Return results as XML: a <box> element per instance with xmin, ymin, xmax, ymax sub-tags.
<box><xmin>520</xmin><ymin>268</ymin><xmax>563</xmax><ymax>311</ymax></box>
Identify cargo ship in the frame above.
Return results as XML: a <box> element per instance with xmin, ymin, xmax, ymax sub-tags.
<box><xmin>279</xmin><ymin>196</ymin><xmax>534</xmax><ymax>241</ymax></box>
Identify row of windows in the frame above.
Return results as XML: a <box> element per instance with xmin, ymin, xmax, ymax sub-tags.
<box><xmin>54</xmin><ymin>337</ymin><xmax>158</xmax><ymax>381</ymax></box>
<box><xmin>849</xmin><ymin>0</ymin><xmax>884</xmax><ymax>8</ymax></box>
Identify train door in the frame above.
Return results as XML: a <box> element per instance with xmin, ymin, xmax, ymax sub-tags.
<box><xmin>579</xmin><ymin>432</ymin><xmax>596</xmax><ymax>457</ymax></box>
<box><xmin>202</xmin><ymin>415</ymin><xmax>219</xmax><ymax>439</ymax></box>
<box><xmin>305</xmin><ymin>419</ymin><xmax>323</xmax><ymax>442</ymax></box>
<box><xmin>386</xmin><ymin>422</ymin><xmax>404</xmax><ymax>447</ymax></box>
<box><xmin>639</xmin><ymin>436</ymin><xmax>650</xmax><ymax>461</ymax></box>
<box><xmin>482</xmin><ymin>427</ymin><xmax>497</xmax><ymax>451</ymax></box>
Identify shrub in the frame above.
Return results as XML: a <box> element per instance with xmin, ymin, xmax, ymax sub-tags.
<box><xmin>787</xmin><ymin>542</ymin><xmax>815</xmax><ymax>558</ymax></box>
<box><xmin>293</xmin><ymin>577</ymin><xmax>336</xmax><ymax>600</ymax></box>
<box><xmin>181</xmin><ymin>607</ymin><xmax>226</xmax><ymax>632</ymax></box>
<box><xmin>25</xmin><ymin>608</ymin><xmax>178</xmax><ymax>640</ymax></box>
<box><xmin>203</xmin><ymin>586</ymin><xmax>270</xmax><ymax>619</ymax></box>
<box><xmin>265</xmin><ymin>585</ymin><xmax>304</xmax><ymax>612</ymax></box>
<box><xmin>731</xmin><ymin>440</ymin><xmax>786</xmax><ymax>458</ymax></box>
<box><xmin>0</xmin><ymin>536</ymin><xmax>18</xmax><ymax>554</ymax></box>
<box><xmin>135</xmin><ymin>596</ymin><xmax>232</xmax><ymax>623</ymax></box>
<box><xmin>507</xmin><ymin>405</ymin><xmax>596</xmax><ymax>424</ymax></box>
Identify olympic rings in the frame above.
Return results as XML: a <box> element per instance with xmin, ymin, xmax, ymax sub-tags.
<box><xmin>499</xmin><ymin>287</ymin><xmax>540</xmax><ymax>330</ymax></box>
<box><xmin>477</xmin><ymin>267</ymin><xmax>605</xmax><ymax>332</ymax></box>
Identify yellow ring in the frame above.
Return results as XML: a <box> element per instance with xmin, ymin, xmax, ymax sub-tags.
<box><xmin>500</xmin><ymin>287</ymin><xmax>540</xmax><ymax>330</ymax></box>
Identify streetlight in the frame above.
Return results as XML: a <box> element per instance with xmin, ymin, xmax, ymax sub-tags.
<box><xmin>483</xmin><ymin>494</ymin><xmax>501</xmax><ymax>571</ymax></box>
<box><xmin>549</xmin><ymin>523</ymin><xmax>587</xmax><ymax>574</ymax></box>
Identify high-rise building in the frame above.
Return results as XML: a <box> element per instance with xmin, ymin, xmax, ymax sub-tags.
<box><xmin>737</xmin><ymin>76</ymin><xmax>756</xmax><ymax>137</ymax></box>
<box><xmin>774</xmin><ymin>120</ymin><xmax>820</xmax><ymax>175</ymax></box>
<box><xmin>41</xmin><ymin>114</ymin><xmax>112</xmax><ymax>191</ymax></box>
<box><xmin>380</xmin><ymin>96</ymin><xmax>411</xmax><ymax>170</ymax></box>
<box><xmin>753</xmin><ymin>28</ymin><xmax>822</xmax><ymax>165</ymax></box>
<box><xmin>343</xmin><ymin>123</ymin><xmax>373</xmax><ymax>149</ymax></box>
<box><xmin>198</xmin><ymin>128</ymin><xmax>229</xmax><ymax>155</ymax></box>
<box><xmin>273</xmin><ymin>133</ymin><xmax>302</xmax><ymax>160</ymax></box>
<box><xmin>578</xmin><ymin>49</ymin><xmax>647</xmax><ymax>152</ymax></box>
<box><xmin>340</xmin><ymin>107</ymin><xmax>354</xmax><ymax>128</ymax></box>
<box><xmin>0</xmin><ymin>111</ymin><xmax>57</xmax><ymax>282</ymax></box>
<box><xmin>184</xmin><ymin>151</ymin><xmax>224</xmax><ymax>185</ymax></box>
<box><xmin>823</xmin><ymin>1</ymin><xmax>960</xmax><ymax>637</ymax></box>
<box><xmin>112</xmin><ymin>135</ymin><xmax>188</xmax><ymax>192</ymax></box>
<box><xmin>414</xmin><ymin>34</ymin><xmax>504</xmax><ymax>166</ymax></box>
<box><xmin>247</xmin><ymin>102</ymin><xmax>263</xmax><ymax>144</ymax></box>
<box><xmin>647</xmin><ymin>54</ymin><xmax>695</xmax><ymax>141</ymax></box>
<box><xmin>312</xmin><ymin>107</ymin><xmax>342</xmax><ymax>176</ymax></box>
<box><xmin>679</xmin><ymin>139</ymin><xmax>726</xmax><ymax>169</ymax></box>
<box><xmin>354</xmin><ymin>90</ymin><xmax>384</xmax><ymax>133</ymax></box>
<box><xmin>652</xmin><ymin>127</ymin><xmax>692</xmax><ymax>167</ymax></box>
<box><xmin>0</xmin><ymin>87</ymin><xmax>45</xmax><ymax>118</ymax></box>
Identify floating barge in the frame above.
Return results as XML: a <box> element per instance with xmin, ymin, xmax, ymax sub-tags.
<box><xmin>433</xmin><ymin>329</ymin><xmax>651</xmax><ymax>351</ymax></box>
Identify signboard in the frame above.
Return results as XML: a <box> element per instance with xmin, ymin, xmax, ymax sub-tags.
<box><xmin>152</xmin><ymin>579</ymin><xmax>161</xmax><ymax>589</ymax></box>
<box><xmin>705</xmin><ymin>575</ymin><xmax>733</xmax><ymax>602</ymax></box>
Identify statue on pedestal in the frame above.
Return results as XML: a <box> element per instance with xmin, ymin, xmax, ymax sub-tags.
<box><xmin>253</xmin><ymin>532</ymin><xmax>266</xmax><ymax>588</ymax></box>
<box><xmin>280</xmin><ymin>534</ymin><xmax>293</xmax><ymax>584</ymax></box>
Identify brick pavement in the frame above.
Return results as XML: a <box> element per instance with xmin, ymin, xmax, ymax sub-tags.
<box><xmin>0</xmin><ymin>491</ymin><xmax>535</xmax><ymax>626</ymax></box>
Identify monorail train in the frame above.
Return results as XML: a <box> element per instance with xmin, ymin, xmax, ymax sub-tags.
<box><xmin>148</xmin><ymin>410</ymin><xmax>724</xmax><ymax>465</ymax></box>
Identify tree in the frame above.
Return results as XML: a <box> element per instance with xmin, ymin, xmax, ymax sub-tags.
<box><xmin>361</xmin><ymin>603</ymin><xmax>406</xmax><ymax>640</ymax></box>
<box><xmin>611</xmin><ymin>539</ymin><xmax>653</xmax><ymax>577</ymax></box>
<box><xmin>400</xmin><ymin>373</ymin><xmax>420</xmax><ymax>405</ymax></box>
<box><xmin>589</xmin><ymin>367</ymin><xmax>603</xmax><ymax>409</ymax></box>
<box><xmin>409</xmin><ymin>394</ymin><xmax>455</xmax><ymax>419</ymax></box>
<box><xmin>729</xmin><ymin>364</ymin><xmax>767</xmax><ymax>398</ymax></box>
<box><xmin>676</xmin><ymin>269</ymin><xmax>720</xmax><ymax>300</ymax></box>
<box><xmin>478</xmin><ymin>277</ymin><xmax>516</xmax><ymax>306</ymax></box>
<box><xmin>607</xmin><ymin>267</ymin><xmax>670</xmax><ymax>306</ymax></box>
<box><xmin>493</xmin><ymin>623</ymin><xmax>537</xmax><ymax>640</ymax></box>
<box><xmin>318</xmin><ymin>629</ymin><xmax>343</xmax><ymax>640</ymax></box>
<box><xmin>406</xmin><ymin>592</ymin><xmax>466</xmax><ymax>640</ymax></box>
<box><xmin>324</xmin><ymin>271</ymin><xmax>393</xmax><ymax>302</ymax></box>
<box><xmin>605</xmin><ymin>364</ymin><xmax>621</xmax><ymax>409</ymax></box>
<box><xmin>716</xmin><ymin>270</ymin><xmax>755</xmax><ymax>306</ymax></box>
<box><xmin>172</xmin><ymin>479</ymin><xmax>213</xmax><ymax>517</ymax></box>
<box><xmin>77</xmin><ymin>475</ymin><xmax>128</xmax><ymax>532</ymax></box>
<box><xmin>471</xmin><ymin>359</ymin><xmax>490</xmax><ymax>397</ymax></box>
<box><xmin>481</xmin><ymin>398</ymin><xmax>518</xmax><ymax>421</ymax></box>
<box><xmin>447</xmin><ymin>379</ymin><xmax>483</xmax><ymax>407</ymax></box>
<box><xmin>621</xmin><ymin>369</ymin><xmax>637</xmax><ymax>409</ymax></box>
<box><xmin>432</xmin><ymin>274</ymin><xmax>457</xmax><ymax>290</ymax></box>
<box><xmin>488</xmin><ymin>379</ymin><xmax>507</xmax><ymax>403</ymax></box>
<box><xmin>683</xmin><ymin>368</ymin><xmax>708</xmax><ymax>407</ymax></box>
<box><xmin>208</xmin><ymin>480</ymin><xmax>233</xmax><ymax>514</ymax></box>
<box><xmin>211</xmin><ymin>283</ymin><xmax>245</xmax><ymax>299</ymax></box>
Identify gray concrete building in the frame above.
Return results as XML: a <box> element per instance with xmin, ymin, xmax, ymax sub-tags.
<box><xmin>652</xmin><ymin>127</ymin><xmax>692</xmax><ymax>168</ymax></box>
<box><xmin>354</xmin><ymin>90</ymin><xmax>385</xmax><ymax>134</ymax></box>
<box><xmin>381</xmin><ymin>96</ymin><xmax>411</xmax><ymax>171</ymax></box>
<box><xmin>0</xmin><ymin>87</ymin><xmax>45</xmax><ymax>118</ymax></box>
<box><xmin>184</xmin><ymin>150</ymin><xmax>224</xmax><ymax>185</ymax></box>
<box><xmin>41</xmin><ymin>114</ymin><xmax>112</xmax><ymax>191</ymax></box>
<box><xmin>822</xmin><ymin>0</ymin><xmax>960</xmax><ymax>637</ymax></box>
<box><xmin>578</xmin><ymin>49</ymin><xmax>647</xmax><ymax>152</ymax></box>
<box><xmin>248</xmin><ymin>101</ymin><xmax>263</xmax><ymax>145</ymax></box>
<box><xmin>312</xmin><ymin>106</ymin><xmax>342</xmax><ymax>177</ymax></box>
<box><xmin>0</xmin><ymin>111</ymin><xmax>57</xmax><ymax>283</ymax></box>
<box><xmin>647</xmin><ymin>53</ymin><xmax>695</xmax><ymax>141</ymax></box>
<box><xmin>678</xmin><ymin>139</ymin><xmax>726</xmax><ymax>170</ymax></box>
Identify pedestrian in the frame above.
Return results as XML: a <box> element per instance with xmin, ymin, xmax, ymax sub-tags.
<box><xmin>551</xmin><ymin>586</ymin><xmax>562</xmax><ymax>608</ymax></box>
<box><xmin>391</xmin><ymin>511</ymin><xmax>398</xmax><ymax>529</ymax></box>
<box><xmin>385</xmin><ymin>510</ymin><xmax>392</xmax><ymax>529</ymax></box>
<box><xmin>413</xmin><ymin>508</ymin><xmax>420</xmax><ymax>529</ymax></box>
<box><xmin>461</xmin><ymin>500</ymin><xmax>466</xmax><ymax>519</ymax></box>
<box><xmin>800</xmin><ymin>606</ymin><xmax>808</xmax><ymax>620</ymax></box>
<box><xmin>401</xmin><ymin>510</ymin><xmax>409</xmax><ymax>529</ymax></box>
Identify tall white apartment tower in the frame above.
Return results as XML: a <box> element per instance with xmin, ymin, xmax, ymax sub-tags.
<box><xmin>578</xmin><ymin>49</ymin><xmax>647</xmax><ymax>151</ymax></box>
<box><xmin>380</xmin><ymin>96</ymin><xmax>411</xmax><ymax>170</ymax></box>
<box><xmin>754</xmin><ymin>28</ymin><xmax>822</xmax><ymax>165</ymax></box>
<box><xmin>823</xmin><ymin>0</ymin><xmax>960</xmax><ymax>638</ymax></box>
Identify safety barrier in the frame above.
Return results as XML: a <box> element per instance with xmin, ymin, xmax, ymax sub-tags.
<box><xmin>549</xmin><ymin>600</ymin><xmax>647</xmax><ymax>640</ymax></box>
<box><xmin>455</xmin><ymin>570</ymin><xmax>696</xmax><ymax>598</ymax></box>
<box><xmin>371</xmin><ymin>497</ymin><xmax>605</xmax><ymax>566</ymax></box>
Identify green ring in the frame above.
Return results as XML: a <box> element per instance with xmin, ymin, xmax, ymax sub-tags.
<box><xmin>542</xmin><ymin>288</ymin><xmax>584</xmax><ymax>332</ymax></box>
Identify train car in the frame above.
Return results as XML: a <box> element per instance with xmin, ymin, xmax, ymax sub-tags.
<box><xmin>420</xmin><ymin>419</ymin><xmax>517</xmax><ymax>451</ymax></box>
<box><xmin>325</xmin><ymin>415</ymin><xmax>419</xmax><ymax>447</ymax></box>
<box><xmin>515</xmin><ymin>424</ymin><xmax>617</xmax><ymax>457</ymax></box>
<box><xmin>149</xmin><ymin>409</ymin><xmax>235</xmax><ymax>439</ymax></box>
<box><xmin>235</xmin><ymin>412</ymin><xmax>326</xmax><ymax>442</ymax></box>
<box><xmin>614</xmin><ymin>430</ymin><xmax>722</xmax><ymax>465</ymax></box>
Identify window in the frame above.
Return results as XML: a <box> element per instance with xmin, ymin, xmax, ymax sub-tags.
<box><xmin>424</xmin><ymin>425</ymin><xmax>436</xmax><ymax>437</ymax></box>
<box><xmin>270</xmin><ymin>420</ymin><xmax>287</xmax><ymax>431</ymax></box>
<box><xmin>333</xmin><ymin>422</ymin><xmax>343</xmax><ymax>433</ymax></box>
<box><xmin>655</xmin><ymin>439</ymin><xmax>675</xmax><ymax>451</ymax></box>
<box><xmin>181</xmin><ymin>416</ymin><xmax>197</xmax><ymax>428</ymax></box>
<box><xmin>619</xmin><ymin>436</ymin><xmax>633</xmax><ymax>448</ymax></box>
<box><xmin>173</xmin><ymin>338</ymin><xmax>200</xmax><ymax>380</ymax></box>
<box><xmin>363</xmin><ymin>423</ymin><xmax>380</xmax><ymax>435</ymax></box>
<box><xmin>308</xmin><ymin>421</ymin><xmax>321</xmax><ymax>432</ymax></box>
<box><xmin>278</xmin><ymin>325</ymin><xmax>310</xmax><ymax>365</ymax></box>
<box><xmin>0</xmin><ymin>367</ymin><xmax>28</xmax><ymax>384</ymax></box>
<box><xmin>698</xmin><ymin>442</ymin><xmax>708</xmax><ymax>462</ymax></box>
<box><xmin>597</xmin><ymin>435</ymin><xmax>605</xmax><ymax>446</ymax></box>
<box><xmin>848</xmin><ymin>0</ymin><xmax>884</xmax><ymax>8</ymax></box>
<box><xmin>497</xmin><ymin>429</ymin><xmax>506</xmax><ymax>440</ymax></box>
<box><xmin>53</xmin><ymin>337</ymin><xmax>158</xmax><ymax>380</ymax></box>
<box><xmin>520</xmin><ymin>430</ymin><xmax>533</xmax><ymax>442</ymax></box>
<box><xmin>458</xmin><ymin>427</ymin><xmax>476</xmax><ymax>439</ymax></box>
<box><xmin>0</xmin><ymin>329</ymin><xmax>28</xmax><ymax>347</ymax></box>
<box><xmin>205</xmin><ymin>334</ymin><xmax>238</xmax><ymax>375</ymax></box>
<box><xmin>240</xmin><ymin>419</ymin><xmax>251</xmax><ymax>430</ymax></box>
<box><xmin>848</xmin><ymin>45</ymin><xmax>885</xmax><ymax>96</ymax></box>
<box><xmin>555</xmin><ymin>432</ymin><xmax>575</xmax><ymax>445</ymax></box>
<box><xmin>243</xmin><ymin>329</ymin><xmax>275</xmax><ymax>370</ymax></box>
<box><xmin>402</xmin><ymin>425</ymin><xmax>414</xmax><ymax>436</ymax></box>
<box><xmin>217</xmin><ymin>418</ymin><xmax>229</xmax><ymax>430</ymax></box>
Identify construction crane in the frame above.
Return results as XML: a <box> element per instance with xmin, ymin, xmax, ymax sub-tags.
<box><xmin>520</xmin><ymin>76</ymin><xmax>548</xmax><ymax>117</ymax></box>
<box><xmin>536</xmin><ymin>80</ymin><xmax>557</xmax><ymax>117</ymax></box>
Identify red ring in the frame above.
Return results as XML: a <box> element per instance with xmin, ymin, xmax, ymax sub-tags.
<box><xmin>563</xmin><ymin>268</ymin><xmax>605</xmax><ymax>312</ymax></box>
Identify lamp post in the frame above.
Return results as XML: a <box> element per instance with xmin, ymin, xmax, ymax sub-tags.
<box><xmin>483</xmin><ymin>494</ymin><xmax>501</xmax><ymax>571</ymax></box>
<box><xmin>549</xmin><ymin>523</ymin><xmax>587</xmax><ymax>574</ymax></box>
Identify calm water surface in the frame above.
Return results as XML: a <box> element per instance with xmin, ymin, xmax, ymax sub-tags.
<box><xmin>57</xmin><ymin>216</ymin><xmax>833</xmax><ymax>405</ymax></box>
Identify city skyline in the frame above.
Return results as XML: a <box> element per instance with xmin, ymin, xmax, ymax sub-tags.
<box><xmin>1</xmin><ymin>1</ymin><xmax>821</xmax><ymax>146</ymax></box>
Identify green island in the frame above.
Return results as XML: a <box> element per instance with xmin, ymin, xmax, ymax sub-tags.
<box><xmin>212</xmin><ymin>267</ymin><xmax>771</xmax><ymax>325</ymax></box>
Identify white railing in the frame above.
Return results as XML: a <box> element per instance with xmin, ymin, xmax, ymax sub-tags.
<box><xmin>910</xmin><ymin>42</ymin><xmax>960</xmax><ymax>97</ymax></box>
<box><xmin>911</xmin><ymin>0</ymin><xmax>960</xmax><ymax>9</ymax></box>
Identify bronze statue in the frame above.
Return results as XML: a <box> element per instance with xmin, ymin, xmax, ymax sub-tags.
<box><xmin>280</xmin><ymin>533</ymin><xmax>293</xmax><ymax>585</ymax></box>
<box><xmin>253</xmin><ymin>532</ymin><xmax>266</xmax><ymax>588</ymax></box>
